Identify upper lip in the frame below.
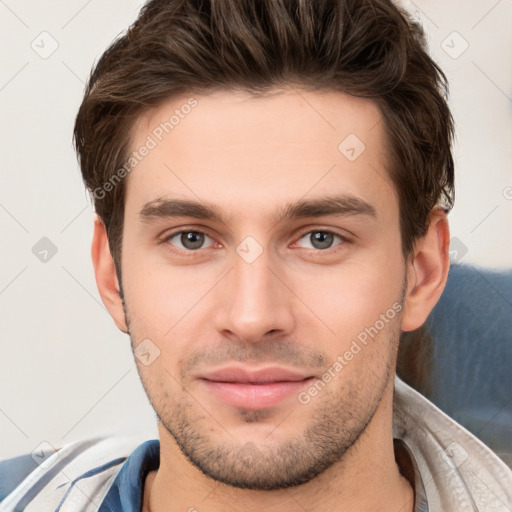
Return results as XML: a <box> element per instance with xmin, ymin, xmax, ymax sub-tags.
<box><xmin>197</xmin><ymin>365</ymin><xmax>313</xmax><ymax>384</ymax></box>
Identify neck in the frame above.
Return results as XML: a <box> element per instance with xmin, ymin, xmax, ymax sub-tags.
<box><xmin>143</xmin><ymin>379</ymin><xmax>414</xmax><ymax>512</ymax></box>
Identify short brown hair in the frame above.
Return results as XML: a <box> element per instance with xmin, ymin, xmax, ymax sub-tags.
<box><xmin>73</xmin><ymin>0</ymin><xmax>455</xmax><ymax>284</ymax></box>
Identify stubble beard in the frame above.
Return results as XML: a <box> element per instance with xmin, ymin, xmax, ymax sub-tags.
<box><xmin>122</xmin><ymin>282</ymin><xmax>404</xmax><ymax>490</ymax></box>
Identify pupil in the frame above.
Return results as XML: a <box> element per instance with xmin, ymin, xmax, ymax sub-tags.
<box><xmin>312</xmin><ymin>231</ymin><xmax>333</xmax><ymax>249</ymax></box>
<box><xmin>182</xmin><ymin>232</ymin><xmax>204</xmax><ymax>249</ymax></box>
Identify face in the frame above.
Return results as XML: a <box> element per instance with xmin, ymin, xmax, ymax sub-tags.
<box><xmin>120</xmin><ymin>88</ymin><xmax>407</xmax><ymax>489</ymax></box>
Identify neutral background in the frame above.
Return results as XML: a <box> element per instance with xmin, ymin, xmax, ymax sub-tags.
<box><xmin>1</xmin><ymin>0</ymin><xmax>511</xmax><ymax>459</ymax></box>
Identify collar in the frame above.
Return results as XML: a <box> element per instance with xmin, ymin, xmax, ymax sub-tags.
<box><xmin>98</xmin><ymin>440</ymin><xmax>159</xmax><ymax>512</ymax></box>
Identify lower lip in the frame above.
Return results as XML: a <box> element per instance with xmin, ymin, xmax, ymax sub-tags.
<box><xmin>200</xmin><ymin>379</ymin><xmax>313</xmax><ymax>409</ymax></box>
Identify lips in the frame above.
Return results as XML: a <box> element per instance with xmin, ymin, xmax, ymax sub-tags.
<box><xmin>199</xmin><ymin>366</ymin><xmax>312</xmax><ymax>384</ymax></box>
<box><xmin>196</xmin><ymin>365</ymin><xmax>315</xmax><ymax>410</ymax></box>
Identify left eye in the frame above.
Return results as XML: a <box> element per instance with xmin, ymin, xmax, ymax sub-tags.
<box><xmin>295</xmin><ymin>230</ymin><xmax>345</xmax><ymax>250</ymax></box>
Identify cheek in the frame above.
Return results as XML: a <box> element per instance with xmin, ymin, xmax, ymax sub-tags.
<box><xmin>291</xmin><ymin>258</ymin><xmax>403</xmax><ymax>347</ymax></box>
<box><xmin>122</xmin><ymin>253</ymin><xmax>208</xmax><ymax>380</ymax></box>
<box><xmin>122</xmin><ymin>247</ymin><xmax>209</xmax><ymax>335</ymax></box>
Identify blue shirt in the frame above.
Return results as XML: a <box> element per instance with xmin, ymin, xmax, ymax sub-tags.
<box><xmin>98</xmin><ymin>440</ymin><xmax>159</xmax><ymax>512</ymax></box>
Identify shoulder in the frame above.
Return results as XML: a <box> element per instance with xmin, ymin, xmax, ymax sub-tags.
<box><xmin>0</xmin><ymin>435</ymin><xmax>149</xmax><ymax>512</ymax></box>
<box><xmin>393</xmin><ymin>376</ymin><xmax>512</xmax><ymax>511</ymax></box>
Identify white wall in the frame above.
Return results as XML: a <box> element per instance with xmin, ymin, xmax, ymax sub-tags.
<box><xmin>1</xmin><ymin>0</ymin><xmax>511</xmax><ymax>459</ymax></box>
<box><xmin>402</xmin><ymin>0</ymin><xmax>512</xmax><ymax>269</ymax></box>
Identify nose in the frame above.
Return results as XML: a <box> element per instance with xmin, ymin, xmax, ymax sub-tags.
<box><xmin>212</xmin><ymin>246</ymin><xmax>296</xmax><ymax>344</ymax></box>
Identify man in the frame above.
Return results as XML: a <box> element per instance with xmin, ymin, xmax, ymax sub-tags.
<box><xmin>1</xmin><ymin>0</ymin><xmax>511</xmax><ymax>511</ymax></box>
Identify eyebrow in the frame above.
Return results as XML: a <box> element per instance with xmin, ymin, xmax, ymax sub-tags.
<box><xmin>139</xmin><ymin>194</ymin><xmax>377</xmax><ymax>225</ymax></box>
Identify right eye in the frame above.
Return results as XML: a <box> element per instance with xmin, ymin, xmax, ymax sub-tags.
<box><xmin>163</xmin><ymin>230</ymin><xmax>217</xmax><ymax>252</ymax></box>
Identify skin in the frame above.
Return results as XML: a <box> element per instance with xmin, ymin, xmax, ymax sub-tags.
<box><xmin>92</xmin><ymin>88</ymin><xmax>450</xmax><ymax>512</ymax></box>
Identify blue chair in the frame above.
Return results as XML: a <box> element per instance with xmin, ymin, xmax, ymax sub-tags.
<box><xmin>397</xmin><ymin>262</ymin><xmax>512</xmax><ymax>467</ymax></box>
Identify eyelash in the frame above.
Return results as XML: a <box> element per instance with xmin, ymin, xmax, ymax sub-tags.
<box><xmin>159</xmin><ymin>227</ymin><xmax>350</xmax><ymax>257</ymax></box>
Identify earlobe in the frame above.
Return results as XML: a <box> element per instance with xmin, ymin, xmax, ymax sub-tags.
<box><xmin>401</xmin><ymin>209</ymin><xmax>451</xmax><ymax>332</ymax></box>
<box><xmin>91</xmin><ymin>215</ymin><xmax>128</xmax><ymax>333</ymax></box>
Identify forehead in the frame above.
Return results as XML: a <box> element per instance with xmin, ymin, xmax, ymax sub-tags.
<box><xmin>133</xmin><ymin>88</ymin><xmax>384</xmax><ymax>158</ymax></box>
<box><xmin>124</xmin><ymin>88</ymin><xmax>396</xmax><ymax>223</ymax></box>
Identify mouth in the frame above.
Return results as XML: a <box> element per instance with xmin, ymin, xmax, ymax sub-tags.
<box><xmin>196</xmin><ymin>365</ymin><xmax>316</xmax><ymax>410</ymax></box>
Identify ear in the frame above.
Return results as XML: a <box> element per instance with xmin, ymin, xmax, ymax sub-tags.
<box><xmin>401</xmin><ymin>208</ymin><xmax>450</xmax><ymax>332</ymax></box>
<box><xmin>91</xmin><ymin>214</ymin><xmax>128</xmax><ymax>333</ymax></box>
